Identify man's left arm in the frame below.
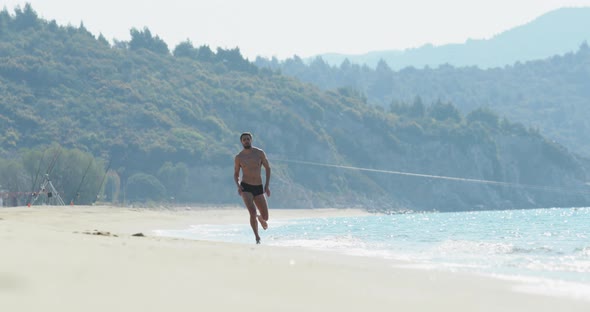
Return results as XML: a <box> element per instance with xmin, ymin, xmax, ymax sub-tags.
<box><xmin>261</xmin><ymin>151</ymin><xmax>271</xmax><ymax>197</ymax></box>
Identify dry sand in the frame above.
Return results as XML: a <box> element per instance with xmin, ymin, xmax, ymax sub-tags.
<box><xmin>0</xmin><ymin>205</ymin><xmax>588</xmax><ymax>312</ymax></box>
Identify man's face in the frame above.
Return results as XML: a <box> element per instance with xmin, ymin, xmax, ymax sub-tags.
<box><xmin>241</xmin><ymin>136</ymin><xmax>252</xmax><ymax>149</ymax></box>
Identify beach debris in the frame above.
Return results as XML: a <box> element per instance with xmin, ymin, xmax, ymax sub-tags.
<box><xmin>82</xmin><ymin>230</ymin><xmax>118</xmax><ymax>237</ymax></box>
<box><xmin>132</xmin><ymin>232</ymin><xmax>145</xmax><ymax>237</ymax></box>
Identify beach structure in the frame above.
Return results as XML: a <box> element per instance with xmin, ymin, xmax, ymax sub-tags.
<box><xmin>30</xmin><ymin>174</ymin><xmax>65</xmax><ymax>206</ymax></box>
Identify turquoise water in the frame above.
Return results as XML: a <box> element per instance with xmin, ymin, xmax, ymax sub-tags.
<box><xmin>156</xmin><ymin>207</ymin><xmax>590</xmax><ymax>298</ymax></box>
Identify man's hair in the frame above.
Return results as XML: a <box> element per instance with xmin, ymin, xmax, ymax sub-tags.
<box><xmin>240</xmin><ymin>132</ymin><xmax>253</xmax><ymax>141</ymax></box>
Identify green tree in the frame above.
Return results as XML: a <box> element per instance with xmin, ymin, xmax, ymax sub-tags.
<box><xmin>428</xmin><ymin>101</ymin><xmax>462</xmax><ymax>123</ymax></box>
<box><xmin>0</xmin><ymin>8</ymin><xmax>10</xmax><ymax>35</ymax></box>
<box><xmin>129</xmin><ymin>27</ymin><xmax>169</xmax><ymax>55</ymax></box>
<box><xmin>20</xmin><ymin>147</ymin><xmax>105</xmax><ymax>205</ymax></box>
<box><xmin>216</xmin><ymin>47</ymin><xmax>257</xmax><ymax>73</ymax></box>
<box><xmin>197</xmin><ymin>45</ymin><xmax>215</xmax><ymax>62</ymax></box>
<box><xmin>126</xmin><ymin>173</ymin><xmax>166</xmax><ymax>202</ymax></box>
<box><xmin>0</xmin><ymin>158</ymin><xmax>27</xmax><ymax>206</ymax></box>
<box><xmin>173</xmin><ymin>40</ymin><xmax>197</xmax><ymax>59</ymax></box>
<box><xmin>0</xmin><ymin>159</ymin><xmax>25</xmax><ymax>193</ymax></box>
<box><xmin>97</xmin><ymin>33</ymin><xmax>110</xmax><ymax>47</ymax></box>
<box><xmin>157</xmin><ymin>162</ymin><xmax>188</xmax><ymax>200</ymax></box>
<box><xmin>21</xmin><ymin>148</ymin><xmax>45</xmax><ymax>193</ymax></box>
<box><xmin>100</xmin><ymin>170</ymin><xmax>121</xmax><ymax>203</ymax></box>
<box><xmin>367</xmin><ymin>59</ymin><xmax>393</xmax><ymax>99</ymax></box>
<box><xmin>13</xmin><ymin>3</ymin><xmax>40</xmax><ymax>30</ymax></box>
<box><xmin>467</xmin><ymin>107</ymin><xmax>500</xmax><ymax>130</ymax></box>
<box><xmin>410</xmin><ymin>96</ymin><xmax>426</xmax><ymax>118</ymax></box>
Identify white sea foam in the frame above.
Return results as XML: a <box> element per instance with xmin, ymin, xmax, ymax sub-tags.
<box><xmin>435</xmin><ymin>240</ymin><xmax>515</xmax><ymax>255</ymax></box>
<box><xmin>522</xmin><ymin>259</ymin><xmax>590</xmax><ymax>274</ymax></box>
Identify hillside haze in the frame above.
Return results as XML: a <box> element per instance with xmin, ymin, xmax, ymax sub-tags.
<box><xmin>316</xmin><ymin>7</ymin><xmax>590</xmax><ymax>69</ymax></box>
<box><xmin>257</xmin><ymin>42</ymin><xmax>590</xmax><ymax>157</ymax></box>
<box><xmin>1</xmin><ymin>5</ymin><xmax>589</xmax><ymax>211</ymax></box>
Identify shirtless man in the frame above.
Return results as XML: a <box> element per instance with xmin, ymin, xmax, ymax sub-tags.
<box><xmin>234</xmin><ymin>132</ymin><xmax>271</xmax><ymax>244</ymax></box>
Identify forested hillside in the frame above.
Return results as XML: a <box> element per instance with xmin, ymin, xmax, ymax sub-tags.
<box><xmin>256</xmin><ymin>44</ymin><xmax>590</xmax><ymax>156</ymax></box>
<box><xmin>1</xmin><ymin>5</ymin><xmax>588</xmax><ymax>211</ymax></box>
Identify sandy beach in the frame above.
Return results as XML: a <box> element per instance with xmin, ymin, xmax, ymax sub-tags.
<box><xmin>1</xmin><ymin>206</ymin><xmax>588</xmax><ymax>312</ymax></box>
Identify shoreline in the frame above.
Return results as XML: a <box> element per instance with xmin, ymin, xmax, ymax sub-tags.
<box><xmin>152</xmin><ymin>208</ymin><xmax>590</xmax><ymax>304</ymax></box>
<box><xmin>1</xmin><ymin>205</ymin><xmax>588</xmax><ymax>311</ymax></box>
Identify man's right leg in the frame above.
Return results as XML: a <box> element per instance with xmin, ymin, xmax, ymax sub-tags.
<box><xmin>241</xmin><ymin>192</ymin><xmax>260</xmax><ymax>243</ymax></box>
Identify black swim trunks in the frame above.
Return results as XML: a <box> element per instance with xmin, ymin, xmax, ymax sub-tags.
<box><xmin>240</xmin><ymin>182</ymin><xmax>264</xmax><ymax>197</ymax></box>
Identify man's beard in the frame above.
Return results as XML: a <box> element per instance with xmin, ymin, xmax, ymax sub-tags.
<box><xmin>243</xmin><ymin>144</ymin><xmax>251</xmax><ymax>149</ymax></box>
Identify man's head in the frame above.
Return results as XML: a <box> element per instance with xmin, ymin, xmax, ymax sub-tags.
<box><xmin>240</xmin><ymin>132</ymin><xmax>253</xmax><ymax>149</ymax></box>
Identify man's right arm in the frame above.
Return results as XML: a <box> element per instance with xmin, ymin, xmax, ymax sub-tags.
<box><xmin>234</xmin><ymin>156</ymin><xmax>243</xmax><ymax>196</ymax></box>
<box><xmin>234</xmin><ymin>156</ymin><xmax>241</xmax><ymax>187</ymax></box>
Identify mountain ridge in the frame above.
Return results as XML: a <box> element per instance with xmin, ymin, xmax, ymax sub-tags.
<box><xmin>315</xmin><ymin>7</ymin><xmax>590</xmax><ymax>69</ymax></box>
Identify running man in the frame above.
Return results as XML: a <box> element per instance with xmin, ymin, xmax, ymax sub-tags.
<box><xmin>234</xmin><ymin>132</ymin><xmax>271</xmax><ymax>244</ymax></box>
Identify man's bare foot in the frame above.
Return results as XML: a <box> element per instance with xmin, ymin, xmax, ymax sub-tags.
<box><xmin>257</xmin><ymin>215</ymin><xmax>268</xmax><ymax>230</ymax></box>
<box><xmin>256</xmin><ymin>237</ymin><xmax>261</xmax><ymax>244</ymax></box>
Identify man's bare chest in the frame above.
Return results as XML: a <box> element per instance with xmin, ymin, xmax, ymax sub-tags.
<box><xmin>240</xmin><ymin>153</ymin><xmax>261</xmax><ymax>169</ymax></box>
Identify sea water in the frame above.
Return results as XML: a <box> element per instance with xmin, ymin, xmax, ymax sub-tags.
<box><xmin>155</xmin><ymin>207</ymin><xmax>590</xmax><ymax>300</ymax></box>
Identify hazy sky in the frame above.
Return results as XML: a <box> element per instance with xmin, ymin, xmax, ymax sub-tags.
<box><xmin>4</xmin><ymin>0</ymin><xmax>590</xmax><ymax>59</ymax></box>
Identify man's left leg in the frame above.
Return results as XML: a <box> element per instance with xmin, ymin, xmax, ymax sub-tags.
<box><xmin>241</xmin><ymin>192</ymin><xmax>260</xmax><ymax>243</ymax></box>
<box><xmin>253</xmin><ymin>194</ymin><xmax>269</xmax><ymax>230</ymax></box>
